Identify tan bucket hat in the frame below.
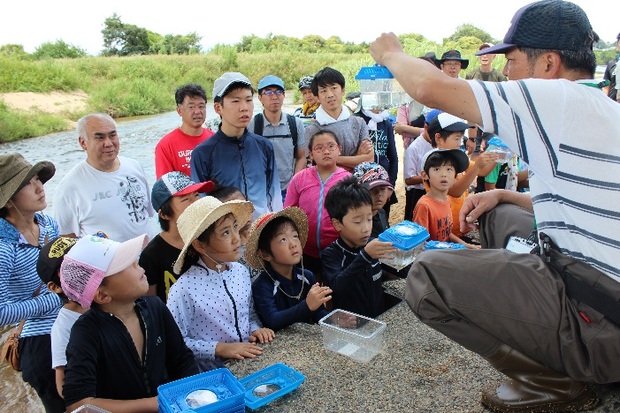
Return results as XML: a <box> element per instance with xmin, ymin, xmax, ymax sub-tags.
<box><xmin>173</xmin><ymin>196</ymin><xmax>254</xmax><ymax>275</ymax></box>
<box><xmin>244</xmin><ymin>207</ymin><xmax>309</xmax><ymax>269</ymax></box>
<box><xmin>0</xmin><ymin>153</ymin><xmax>55</xmax><ymax>208</ymax></box>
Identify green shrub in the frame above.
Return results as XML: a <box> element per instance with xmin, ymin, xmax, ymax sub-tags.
<box><xmin>0</xmin><ymin>101</ymin><xmax>70</xmax><ymax>143</ymax></box>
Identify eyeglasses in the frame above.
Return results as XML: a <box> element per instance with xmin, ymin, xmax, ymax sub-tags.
<box><xmin>312</xmin><ymin>143</ymin><xmax>338</xmax><ymax>152</ymax></box>
<box><xmin>442</xmin><ymin>61</ymin><xmax>462</xmax><ymax>67</ymax></box>
<box><xmin>261</xmin><ymin>89</ymin><xmax>285</xmax><ymax>96</ymax></box>
<box><xmin>182</xmin><ymin>104</ymin><xmax>206</xmax><ymax>111</ymax></box>
<box><xmin>468</xmin><ymin>138</ymin><xmax>476</xmax><ymax>142</ymax></box>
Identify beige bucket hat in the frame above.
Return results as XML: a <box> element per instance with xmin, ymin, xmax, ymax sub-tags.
<box><xmin>0</xmin><ymin>153</ymin><xmax>55</xmax><ymax>208</ymax></box>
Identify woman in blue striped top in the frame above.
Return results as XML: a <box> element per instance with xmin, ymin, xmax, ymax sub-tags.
<box><xmin>0</xmin><ymin>153</ymin><xmax>64</xmax><ymax>412</ymax></box>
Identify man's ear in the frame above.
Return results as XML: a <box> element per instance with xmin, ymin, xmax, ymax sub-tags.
<box><xmin>213</xmin><ymin>101</ymin><xmax>223</xmax><ymax>116</ymax></box>
<box><xmin>78</xmin><ymin>136</ymin><xmax>87</xmax><ymax>151</ymax></box>
<box><xmin>538</xmin><ymin>52</ymin><xmax>563</xmax><ymax>79</ymax></box>
<box><xmin>92</xmin><ymin>287</ymin><xmax>112</xmax><ymax>306</ymax></box>
<box><xmin>331</xmin><ymin>218</ymin><xmax>343</xmax><ymax>232</ymax></box>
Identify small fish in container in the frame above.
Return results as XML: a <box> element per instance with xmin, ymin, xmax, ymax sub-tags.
<box><xmin>355</xmin><ymin>64</ymin><xmax>410</xmax><ymax>111</ymax></box>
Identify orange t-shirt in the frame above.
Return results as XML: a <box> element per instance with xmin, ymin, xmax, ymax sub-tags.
<box><xmin>413</xmin><ymin>194</ymin><xmax>453</xmax><ymax>242</ymax></box>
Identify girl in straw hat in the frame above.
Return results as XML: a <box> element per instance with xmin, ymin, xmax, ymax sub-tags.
<box><xmin>0</xmin><ymin>153</ymin><xmax>65</xmax><ymax>412</ymax></box>
<box><xmin>245</xmin><ymin>207</ymin><xmax>332</xmax><ymax>331</ymax></box>
<box><xmin>166</xmin><ymin>196</ymin><xmax>275</xmax><ymax>371</ymax></box>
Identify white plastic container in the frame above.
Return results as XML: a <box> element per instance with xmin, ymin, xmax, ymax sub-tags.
<box><xmin>318</xmin><ymin>309</ymin><xmax>386</xmax><ymax>363</ymax></box>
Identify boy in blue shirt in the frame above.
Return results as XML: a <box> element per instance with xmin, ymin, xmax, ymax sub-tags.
<box><xmin>321</xmin><ymin>177</ymin><xmax>396</xmax><ymax>317</ymax></box>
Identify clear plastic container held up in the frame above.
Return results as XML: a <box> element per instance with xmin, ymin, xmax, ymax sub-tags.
<box><xmin>355</xmin><ymin>65</ymin><xmax>410</xmax><ymax>110</ymax></box>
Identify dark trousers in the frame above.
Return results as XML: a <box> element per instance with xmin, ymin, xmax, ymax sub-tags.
<box><xmin>404</xmin><ymin>188</ymin><xmax>426</xmax><ymax>221</ymax></box>
<box><xmin>20</xmin><ymin>334</ymin><xmax>65</xmax><ymax>413</ymax></box>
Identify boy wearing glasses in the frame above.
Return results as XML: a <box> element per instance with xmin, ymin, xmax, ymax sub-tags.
<box><xmin>249</xmin><ymin>75</ymin><xmax>306</xmax><ymax>200</ymax></box>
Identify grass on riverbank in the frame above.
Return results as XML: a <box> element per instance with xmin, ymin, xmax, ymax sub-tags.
<box><xmin>0</xmin><ymin>50</ymin><xmax>379</xmax><ymax>142</ymax></box>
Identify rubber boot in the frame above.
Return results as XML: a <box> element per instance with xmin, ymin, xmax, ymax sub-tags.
<box><xmin>481</xmin><ymin>344</ymin><xmax>599</xmax><ymax>412</ymax></box>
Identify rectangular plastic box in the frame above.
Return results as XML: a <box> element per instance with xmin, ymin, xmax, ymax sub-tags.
<box><xmin>355</xmin><ymin>65</ymin><xmax>409</xmax><ymax>110</ymax></box>
<box><xmin>378</xmin><ymin>221</ymin><xmax>430</xmax><ymax>271</ymax></box>
<box><xmin>318</xmin><ymin>309</ymin><xmax>386</xmax><ymax>363</ymax></box>
<box><xmin>239</xmin><ymin>363</ymin><xmax>305</xmax><ymax>410</ymax></box>
<box><xmin>158</xmin><ymin>368</ymin><xmax>245</xmax><ymax>413</ymax></box>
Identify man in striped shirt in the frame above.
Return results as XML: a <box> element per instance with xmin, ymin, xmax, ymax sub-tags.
<box><xmin>371</xmin><ymin>1</ymin><xmax>620</xmax><ymax>412</ymax></box>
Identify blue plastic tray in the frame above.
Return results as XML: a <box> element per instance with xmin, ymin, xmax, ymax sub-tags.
<box><xmin>378</xmin><ymin>221</ymin><xmax>430</xmax><ymax>251</ymax></box>
<box><xmin>239</xmin><ymin>363</ymin><xmax>305</xmax><ymax>410</ymax></box>
<box><xmin>158</xmin><ymin>368</ymin><xmax>245</xmax><ymax>413</ymax></box>
<box><xmin>424</xmin><ymin>240</ymin><xmax>467</xmax><ymax>250</ymax></box>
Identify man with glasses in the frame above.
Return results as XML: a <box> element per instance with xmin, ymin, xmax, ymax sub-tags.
<box><xmin>155</xmin><ymin>83</ymin><xmax>214</xmax><ymax>179</ymax></box>
<box><xmin>437</xmin><ymin>50</ymin><xmax>469</xmax><ymax>79</ymax></box>
<box><xmin>249</xmin><ymin>75</ymin><xmax>306</xmax><ymax>200</ymax></box>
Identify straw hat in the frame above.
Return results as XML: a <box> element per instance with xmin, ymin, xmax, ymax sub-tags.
<box><xmin>244</xmin><ymin>207</ymin><xmax>308</xmax><ymax>269</ymax></box>
<box><xmin>0</xmin><ymin>153</ymin><xmax>55</xmax><ymax>208</ymax></box>
<box><xmin>173</xmin><ymin>196</ymin><xmax>254</xmax><ymax>274</ymax></box>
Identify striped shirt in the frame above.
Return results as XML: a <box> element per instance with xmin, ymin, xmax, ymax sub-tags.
<box><xmin>0</xmin><ymin>213</ymin><xmax>62</xmax><ymax>337</ymax></box>
<box><xmin>470</xmin><ymin>78</ymin><xmax>620</xmax><ymax>281</ymax></box>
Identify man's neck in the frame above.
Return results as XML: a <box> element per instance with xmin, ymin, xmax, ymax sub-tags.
<box><xmin>264</xmin><ymin>110</ymin><xmax>283</xmax><ymax>126</ymax></box>
<box><xmin>324</xmin><ymin>105</ymin><xmax>343</xmax><ymax>120</ymax></box>
<box><xmin>220</xmin><ymin>122</ymin><xmax>245</xmax><ymax>139</ymax></box>
<box><xmin>480</xmin><ymin>65</ymin><xmax>493</xmax><ymax>73</ymax></box>
<box><xmin>179</xmin><ymin>124</ymin><xmax>204</xmax><ymax>136</ymax></box>
<box><xmin>87</xmin><ymin>157</ymin><xmax>120</xmax><ymax>173</ymax></box>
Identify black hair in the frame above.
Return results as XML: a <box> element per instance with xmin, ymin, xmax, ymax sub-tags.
<box><xmin>0</xmin><ymin>207</ymin><xmax>7</xmax><ymax>219</ymax></box>
<box><xmin>175</xmin><ymin>83</ymin><xmax>207</xmax><ymax>105</ymax></box>
<box><xmin>257</xmin><ymin>216</ymin><xmax>299</xmax><ymax>257</ymax></box>
<box><xmin>213</xmin><ymin>83</ymin><xmax>255</xmax><ymax>103</ymax></box>
<box><xmin>307</xmin><ymin>129</ymin><xmax>340</xmax><ymax>152</ymax></box>
<box><xmin>157</xmin><ymin>198</ymin><xmax>174</xmax><ymax>231</ymax></box>
<box><xmin>311</xmin><ymin>67</ymin><xmax>346</xmax><ymax>96</ymax></box>
<box><xmin>179</xmin><ymin>213</ymin><xmax>235</xmax><ymax>274</ymax></box>
<box><xmin>324</xmin><ymin>176</ymin><xmax>372</xmax><ymax>222</ymax></box>
<box><xmin>210</xmin><ymin>185</ymin><xmax>245</xmax><ymax>202</ymax></box>
<box><xmin>429</xmin><ymin>129</ymin><xmax>454</xmax><ymax>148</ymax></box>
<box><xmin>423</xmin><ymin>152</ymin><xmax>460</xmax><ymax>178</ymax></box>
<box><xmin>519</xmin><ymin>46</ymin><xmax>596</xmax><ymax>78</ymax></box>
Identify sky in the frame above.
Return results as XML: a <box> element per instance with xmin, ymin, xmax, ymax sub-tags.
<box><xmin>1</xmin><ymin>0</ymin><xmax>617</xmax><ymax>56</ymax></box>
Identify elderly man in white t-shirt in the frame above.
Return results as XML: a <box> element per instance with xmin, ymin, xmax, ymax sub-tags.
<box><xmin>54</xmin><ymin>113</ymin><xmax>154</xmax><ymax>242</ymax></box>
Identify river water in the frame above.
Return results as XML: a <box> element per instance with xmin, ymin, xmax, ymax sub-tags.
<box><xmin>0</xmin><ymin>98</ymin><xmax>297</xmax><ymax>412</ymax></box>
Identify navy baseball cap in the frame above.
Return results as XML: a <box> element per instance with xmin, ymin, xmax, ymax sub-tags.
<box><xmin>477</xmin><ymin>0</ymin><xmax>596</xmax><ymax>56</ymax></box>
<box><xmin>151</xmin><ymin>172</ymin><xmax>214</xmax><ymax>212</ymax></box>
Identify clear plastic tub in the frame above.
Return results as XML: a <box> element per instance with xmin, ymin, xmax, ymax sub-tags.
<box><xmin>355</xmin><ymin>65</ymin><xmax>410</xmax><ymax>110</ymax></box>
<box><xmin>319</xmin><ymin>309</ymin><xmax>386</xmax><ymax>363</ymax></box>
<box><xmin>486</xmin><ymin>137</ymin><xmax>512</xmax><ymax>163</ymax></box>
<box><xmin>378</xmin><ymin>221</ymin><xmax>430</xmax><ymax>270</ymax></box>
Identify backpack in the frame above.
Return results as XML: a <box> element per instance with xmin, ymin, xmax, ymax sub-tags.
<box><xmin>252</xmin><ymin>113</ymin><xmax>299</xmax><ymax>159</ymax></box>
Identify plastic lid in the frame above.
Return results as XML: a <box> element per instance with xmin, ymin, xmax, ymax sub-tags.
<box><xmin>378</xmin><ymin>221</ymin><xmax>430</xmax><ymax>251</ymax></box>
<box><xmin>355</xmin><ymin>64</ymin><xmax>395</xmax><ymax>80</ymax></box>
<box><xmin>487</xmin><ymin>137</ymin><xmax>510</xmax><ymax>149</ymax></box>
<box><xmin>424</xmin><ymin>240</ymin><xmax>467</xmax><ymax>250</ymax></box>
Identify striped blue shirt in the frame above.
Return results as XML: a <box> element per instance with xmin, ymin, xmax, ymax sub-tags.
<box><xmin>0</xmin><ymin>213</ymin><xmax>62</xmax><ymax>337</ymax></box>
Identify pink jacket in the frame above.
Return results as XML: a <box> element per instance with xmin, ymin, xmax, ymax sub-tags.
<box><xmin>284</xmin><ymin>167</ymin><xmax>351</xmax><ymax>258</ymax></box>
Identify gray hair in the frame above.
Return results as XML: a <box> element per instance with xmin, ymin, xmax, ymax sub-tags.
<box><xmin>77</xmin><ymin>113</ymin><xmax>116</xmax><ymax>141</ymax></box>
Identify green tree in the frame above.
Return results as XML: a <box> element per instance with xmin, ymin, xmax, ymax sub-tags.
<box><xmin>0</xmin><ymin>44</ymin><xmax>31</xmax><ymax>59</ymax></box>
<box><xmin>447</xmin><ymin>24</ymin><xmax>494</xmax><ymax>44</ymax></box>
<box><xmin>33</xmin><ymin>40</ymin><xmax>87</xmax><ymax>59</ymax></box>
<box><xmin>101</xmin><ymin>13</ymin><xmax>150</xmax><ymax>56</ymax></box>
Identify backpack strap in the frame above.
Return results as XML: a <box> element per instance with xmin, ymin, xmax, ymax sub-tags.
<box><xmin>286</xmin><ymin>114</ymin><xmax>299</xmax><ymax>159</ymax></box>
<box><xmin>253</xmin><ymin>113</ymin><xmax>264</xmax><ymax>136</ymax></box>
